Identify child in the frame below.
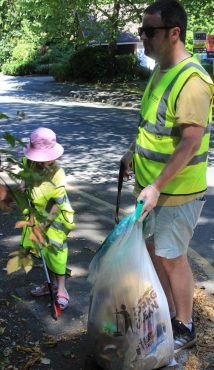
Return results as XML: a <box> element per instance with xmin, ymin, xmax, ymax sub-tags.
<box><xmin>19</xmin><ymin>127</ymin><xmax>75</xmax><ymax>310</ymax></box>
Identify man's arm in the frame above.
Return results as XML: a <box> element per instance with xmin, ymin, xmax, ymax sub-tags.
<box><xmin>137</xmin><ymin>124</ymin><xmax>204</xmax><ymax>220</ymax></box>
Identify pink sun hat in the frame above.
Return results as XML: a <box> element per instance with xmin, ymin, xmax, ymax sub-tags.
<box><xmin>23</xmin><ymin>127</ymin><xmax>64</xmax><ymax>162</ymax></box>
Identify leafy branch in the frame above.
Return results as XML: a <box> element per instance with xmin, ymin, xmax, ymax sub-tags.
<box><xmin>0</xmin><ymin>125</ymin><xmax>48</xmax><ymax>275</ymax></box>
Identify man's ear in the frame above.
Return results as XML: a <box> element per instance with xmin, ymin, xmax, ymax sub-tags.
<box><xmin>171</xmin><ymin>26</ymin><xmax>181</xmax><ymax>42</ymax></box>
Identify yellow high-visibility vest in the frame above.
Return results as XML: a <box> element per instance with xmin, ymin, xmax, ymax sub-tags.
<box><xmin>133</xmin><ymin>56</ymin><xmax>214</xmax><ymax>195</ymax></box>
<box><xmin>21</xmin><ymin>158</ymin><xmax>75</xmax><ymax>251</ymax></box>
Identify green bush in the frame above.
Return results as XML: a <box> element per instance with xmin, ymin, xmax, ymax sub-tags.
<box><xmin>114</xmin><ymin>54</ymin><xmax>140</xmax><ymax>80</ymax></box>
<box><xmin>34</xmin><ymin>63</ymin><xmax>51</xmax><ymax>75</ymax></box>
<box><xmin>0</xmin><ymin>35</ymin><xmax>19</xmax><ymax>68</ymax></box>
<box><xmin>1</xmin><ymin>38</ymin><xmax>73</xmax><ymax>76</ymax></box>
<box><xmin>1</xmin><ymin>39</ymin><xmax>151</xmax><ymax>81</ymax></box>
<box><xmin>1</xmin><ymin>60</ymin><xmax>36</xmax><ymax>76</ymax></box>
<box><xmin>69</xmin><ymin>47</ymin><xmax>110</xmax><ymax>82</ymax></box>
<box><xmin>12</xmin><ymin>41</ymin><xmax>38</xmax><ymax>63</ymax></box>
<box><xmin>135</xmin><ymin>65</ymin><xmax>152</xmax><ymax>80</ymax></box>
<box><xmin>50</xmin><ymin>46</ymin><xmax>151</xmax><ymax>83</ymax></box>
<box><xmin>0</xmin><ymin>43</ymin><xmax>13</xmax><ymax>68</ymax></box>
<box><xmin>38</xmin><ymin>47</ymin><xmax>66</xmax><ymax>64</ymax></box>
<box><xmin>1</xmin><ymin>39</ymin><xmax>39</xmax><ymax>76</ymax></box>
<box><xmin>49</xmin><ymin>62</ymin><xmax>71</xmax><ymax>82</ymax></box>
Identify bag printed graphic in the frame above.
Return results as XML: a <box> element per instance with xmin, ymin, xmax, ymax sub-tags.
<box><xmin>87</xmin><ymin>201</ymin><xmax>175</xmax><ymax>370</ymax></box>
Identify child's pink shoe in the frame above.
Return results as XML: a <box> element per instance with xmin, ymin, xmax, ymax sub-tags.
<box><xmin>56</xmin><ymin>291</ymin><xmax>69</xmax><ymax>310</ymax></box>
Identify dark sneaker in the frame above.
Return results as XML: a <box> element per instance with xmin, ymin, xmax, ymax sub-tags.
<box><xmin>171</xmin><ymin>316</ymin><xmax>176</xmax><ymax>324</ymax></box>
<box><xmin>172</xmin><ymin>319</ymin><xmax>196</xmax><ymax>353</ymax></box>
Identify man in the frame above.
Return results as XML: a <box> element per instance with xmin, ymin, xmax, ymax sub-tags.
<box><xmin>121</xmin><ymin>0</ymin><xmax>213</xmax><ymax>353</ymax></box>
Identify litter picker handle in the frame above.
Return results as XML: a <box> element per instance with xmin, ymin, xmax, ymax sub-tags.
<box><xmin>115</xmin><ymin>161</ymin><xmax>125</xmax><ymax>224</ymax></box>
<box><xmin>26</xmin><ymin>196</ymin><xmax>61</xmax><ymax>319</ymax></box>
<box><xmin>37</xmin><ymin>243</ymin><xmax>60</xmax><ymax>320</ymax></box>
<box><xmin>38</xmin><ymin>243</ymin><xmax>50</xmax><ymax>284</ymax></box>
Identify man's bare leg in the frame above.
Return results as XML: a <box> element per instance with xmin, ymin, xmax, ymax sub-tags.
<box><xmin>161</xmin><ymin>254</ymin><xmax>195</xmax><ymax>324</ymax></box>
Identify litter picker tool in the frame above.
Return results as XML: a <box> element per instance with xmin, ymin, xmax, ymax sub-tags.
<box><xmin>37</xmin><ymin>241</ymin><xmax>61</xmax><ymax>320</ymax></box>
<box><xmin>26</xmin><ymin>195</ymin><xmax>61</xmax><ymax>320</ymax></box>
<box><xmin>115</xmin><ymin>161</ymin><xmax>125</xmax><ymax>224</ymax></box>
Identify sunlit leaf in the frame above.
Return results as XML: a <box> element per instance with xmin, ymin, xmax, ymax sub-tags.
<box><xmin>8</xmin><ymin>250</ymin><xmax>22</xmax><ymax>257</ymax></box>
<box><xmin>23</xmin><ymin>264</ymin><xmax>33</xmax><ymax>274</ymax></box>
<box><xmin>6</xmin><ymin>256</ymin><xmax>22</xmax><ymax>274</ymax></box>
<box><xmin>22</xmin><ymin>255</ymin><xmax>33</xmax><ymax>273</ymax></box>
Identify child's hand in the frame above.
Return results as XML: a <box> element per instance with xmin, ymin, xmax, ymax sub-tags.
<box><xmin>15</xmin><ymin>220</ymin><xmax>29</xmax><ymax>228</ymax></box>
<box><xmin>29</xmin><ymin>225</ymin><xmax>46</xmax><ymax>245</ymax></box>
<box><xmin>15</xmin><ymin>214</ymin><xmax>35</xmax><ymax>229</ymax></box>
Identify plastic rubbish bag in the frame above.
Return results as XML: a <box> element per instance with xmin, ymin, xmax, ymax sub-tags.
<box><xmin>87</xmin><ymin>201</ymin><xmax>175</xmax><ymax>370</ymax></box>
<box><xmin>143</xmin><ymin>209</ymin><xmax>155</xmax><ymax>239</ymax></box>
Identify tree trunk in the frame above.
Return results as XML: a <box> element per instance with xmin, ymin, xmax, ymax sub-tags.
<box><xmin>108</xmin><ymin>0</ymin><xmax>121</xmax><ymax>78</ymax></box>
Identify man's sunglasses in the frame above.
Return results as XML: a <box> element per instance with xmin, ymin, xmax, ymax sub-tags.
<box><xmin>138</xmin><ymin>26</ymin><xmax>175</xmax><ymax>38</ymax></box>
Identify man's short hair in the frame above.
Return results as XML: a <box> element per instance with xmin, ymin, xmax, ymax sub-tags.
<box><xmin>144</xmin><ymin>0</ymin><xmax>187</xmax><ymax>43</ymax></box>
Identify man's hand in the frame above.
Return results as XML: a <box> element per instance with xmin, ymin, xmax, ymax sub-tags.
<box><xmin>137</xmin><ymin>185</ymin><xmax>160</xmax><ymax>221</ymax></box>
<box><xmin>120</xmin><ymin>150</ymin><xmax>133</xmax><ymax>179</ymax></box>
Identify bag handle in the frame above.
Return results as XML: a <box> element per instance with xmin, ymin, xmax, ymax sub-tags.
<box><xmin>135</xmin><ymin>200</ymin><xmax>144</xmax><ymax>221</ymax></box>
<box><xmin>115</xmin><ymin>161</ymin><xmax>125</xmax><ymax>224</ymax></box>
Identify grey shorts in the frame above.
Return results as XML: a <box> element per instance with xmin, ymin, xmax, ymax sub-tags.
<box><xmin>145</xmin><ymin>197</ymin><xmax>206</xmax><ymax>259</ymax></box>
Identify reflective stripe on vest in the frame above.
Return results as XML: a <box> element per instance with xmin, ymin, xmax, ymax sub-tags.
<box><xmin>134</xmin><ymin>57</ymin><xmax>214</xmax><ymax>195</ymax></box>
<box><xmin>139</xmin><ymin>61</ymin><xmax>212</xmax><ymax>137</ymax></box>
<box><xmin>139</xmin><ymin>117</ymin><xmax>211</xmax><ymax>137</ymax></box>
<box><xmin>51</xmin><ymin>220</ymin><xmax>70</xmax><ymax>233</ymax></box>
<box><xmin>48</xmin><ymin>237</ymin><xmax>68</xmax><ymax>249</ymax></box>
<box><xmin>54</xmin><ymin>193</ymin><xmax>71</xmax><ymax>205</ymax></box>
<box><xmin>156</xmin><ymin>62</ymin><xmax>210</xmax><ymax>129</ymax></box>
<box><xmin>135</xmin><ymin>144</ymin><xmax>208</xmax><ymax>165</ymax></box>
<box><xmin>46</xmin><ymin>226</ymin><xmax>68</xmax><ymax>249</ymax></box>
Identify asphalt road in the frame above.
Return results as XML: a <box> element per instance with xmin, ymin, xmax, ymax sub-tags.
<box><xmin>0</xmin><ymin>74</ymin><xmax>214</xmax><ymax>275</ymax></box>
<box><xmin>0</xmin><ymin>74</ymin><xmax>214</xmax><ymax>369</ymax></box>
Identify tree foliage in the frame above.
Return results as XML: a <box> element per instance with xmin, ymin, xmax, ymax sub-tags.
<box><xmin>0</xmin><ymin>0</ymin><xmax>213</xmax><ymax>74</ymax></box>
<box><xmin>0</xmin><ymin>123</ymin><xmax>53</xmax><ymax>275</ymax></box>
